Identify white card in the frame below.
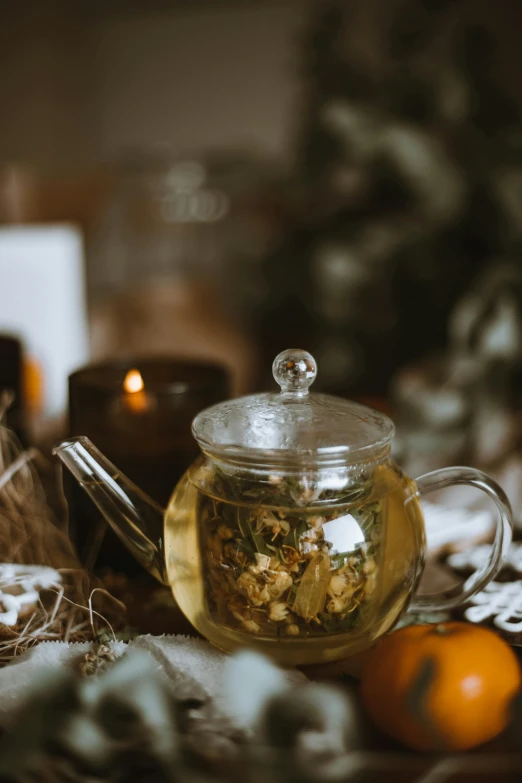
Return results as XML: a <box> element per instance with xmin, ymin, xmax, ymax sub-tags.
<box><xmin>0</xmin><ymin>225</ymin><xmax>89</xmax><ymax>419</ymax></box>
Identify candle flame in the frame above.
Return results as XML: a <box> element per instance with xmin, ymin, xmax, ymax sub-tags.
<box><xmin>124</xmin><ymin>369</ymin><xmax>144</xmax><ymax>394</ymax></box>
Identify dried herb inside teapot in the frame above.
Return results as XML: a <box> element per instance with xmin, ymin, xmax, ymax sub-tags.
<box><xmin>199</xmin><ymin>469</ymin><xmax>383</xmax><ymax>637</ymax></box>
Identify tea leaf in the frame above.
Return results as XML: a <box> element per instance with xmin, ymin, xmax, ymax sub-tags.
<box><xmin>251</xmin><ymin>530</ymin><xmax>272</xmax><ymax>556</ymax></box>
<box><xmin>317</xmin><ymin>612</ymin><xmax>358</xmax><ymax>633</ymax></box>
<box><xmin>237</xmin><ymin>539</ymin><xmax>254</xmax><ymax>555</ymax></box>
<box><xmin>293</xmin><ymin>552</ymin><xmax>331</xmax><ymax>621</ymax></box>
<box><xmin>222</xmin><ymin>504</ymin><xmax>238</xmax><ymax>530</ymax></box>
<box><xmin>235</xmin><ymin>512</ymin><xmax>272</xmax><ymax>556</ymax></box>
<box><xmin>236</xmin><ymin>508</ymin><xmax>251</xmax><ymax>538</ymax></box>
<box><xmin>283</xmin><ymin>519</ymin><xmax>308</xmax><ymax>551</ymax></box>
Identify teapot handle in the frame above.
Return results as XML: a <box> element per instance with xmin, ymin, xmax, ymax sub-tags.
<box><xmin>408</xmin><ymin>467</ymin><xmax>512</xmax><ymax>612</ymax></box>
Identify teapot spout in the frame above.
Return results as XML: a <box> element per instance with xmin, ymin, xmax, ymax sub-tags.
<box><xmin>54</xmin><ymin>436</ymin><xmax>166</xmax><ymax>583</ymax></box>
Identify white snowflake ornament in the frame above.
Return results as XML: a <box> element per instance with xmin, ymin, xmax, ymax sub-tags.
<box><xmin>465</xmin><ymin>581</ymin><xmax>522</xmax><ymax>636</ymax></box>
<box><xmin>0</xmin><ymin>565</ymin><xmax>61</xmax><ymax>628</ymax></box>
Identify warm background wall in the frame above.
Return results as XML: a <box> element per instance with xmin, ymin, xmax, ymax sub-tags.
<box><xmin>3</xmin><ymin>0</ymin><xmax>522</xmax><ymax>171</ymax></box>
<box><xmin>0</xmin><ymin>1</ymin><xmax>308</xmax><ymax>170</ymax></box>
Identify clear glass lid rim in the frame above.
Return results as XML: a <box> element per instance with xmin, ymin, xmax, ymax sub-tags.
<box><xmin>191</xmin><ymin>392</ymin><xmax>396</xmax><ymax>460</ymax></box>
<box><xmin>194</xmin><ymin>436</ymin><xmax>393</xmax><ymax>469</ymax></box>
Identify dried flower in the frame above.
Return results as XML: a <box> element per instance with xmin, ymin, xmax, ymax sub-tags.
<box><xmin>257</xmin><ymin>510</ymin><xmax>290</xmax><ymax>539</ymax></box>
<box><xmin>268</xmin><ymin>572</ymin><xmax>293</xmax><ymax>599</ymax></box>
<box><xmin>327</xmin><ymin>596</ymin><xmax>349</xmax><ymax>614</ymax></box>
<box><xmin>328</xmin><ymin>573</ymin><xmax>348</xmax><ymax>597</ymax></box>
<box><xmin>80</xmin><ymin>644</ymin><xmax>117</xmax><ymax>677</ymax></box>
<box><xmin>236</xmin><ymin>572</ymin><xmax>271</xmax><ymax>607</ymax></box>
<box><xmin>237</xmin><ymin>572</ymin><xmax>257</xmax><ymax>593</ymax></box>
<box><xmin>249</xmin><ymin>553</ymin><xmax>271</xmax><ymax>574</ymax></box>
<box><xmin>301</xmin><ymin>541</ymin><xmax>320</xmax><ymax>556</ymax></box>
<box><xmin>268</xmin><ymin>602</ymin><xmax>289</xmax><ymax>622</ymax></box>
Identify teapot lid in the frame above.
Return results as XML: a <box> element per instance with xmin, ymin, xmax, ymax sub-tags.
<box><xmin>192</xmin><ymin>349</ymin><xmax>394</xmax><ymax>465</ymax></box>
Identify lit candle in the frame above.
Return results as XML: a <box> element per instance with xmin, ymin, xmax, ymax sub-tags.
<box><xmin>68</xmin><ymin>358</ymin><xmax>230</xmax><ymax>573</ymax></box>
<box><xmin>123</xmin><ymin>369</ymin><xmax>153</xmax><ymax>414</ymax></box>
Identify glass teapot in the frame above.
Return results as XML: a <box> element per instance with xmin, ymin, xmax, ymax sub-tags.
<box><xmin>55</xmin><ymin>350</ymin><xmax>512</xmax><ymax>665</ymax></box>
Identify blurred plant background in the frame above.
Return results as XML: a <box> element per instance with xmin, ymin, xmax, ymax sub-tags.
<box><xmin>2</xmin><ymin>0</ymin><xmax>522</xmax><ymax>480</ymax></box>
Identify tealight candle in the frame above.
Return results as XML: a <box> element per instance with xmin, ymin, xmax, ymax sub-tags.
<box><xmin>122</xmin><ymin>369</ymin><xmax>155</xmax><ymax>415</ymax></box>
<box><xmin>67</xmin><ymin>358</ymin><xmax>230</xmax><ymax>573</ymax></box>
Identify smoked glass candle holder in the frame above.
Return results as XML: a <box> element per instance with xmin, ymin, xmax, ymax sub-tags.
<box><xmin>0</xmin><ymin>334</ymin><xmax>25</xmax><ymax>442</ymax></box>
<box><xmin>67</xmin><ymin>358</ymin><xmax>230</xmax><ymax>573</ymax></box>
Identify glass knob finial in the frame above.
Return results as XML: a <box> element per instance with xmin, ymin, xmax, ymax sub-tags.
<box><xmin>273</xmin><ymin>349</ymin><xmax>317</xmax><ymax>395</ymax></box>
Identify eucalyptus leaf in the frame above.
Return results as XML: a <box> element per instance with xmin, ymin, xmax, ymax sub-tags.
<box><xmin>251</xmin><ymin>530</ymin><xmax>272</xmax><ymax>556</ymax></box>
<box><xmin>283</xmin><ymin>519</ymin><xmax>308</xmax><ymax>551</ymax></box>
<box><xmin>222</xmin><ymin>504</ymin><xmax>239</xmax><ymax>530</ymax></box>
<box><xmin>236</xmin><ymin>507</ymin><xmax>251</xmax><ymax>539</ymax></box>
<box><xmin>237</xmin><ymin>539</ymin><xmax>255</xmax><ymax>555</ymax></box>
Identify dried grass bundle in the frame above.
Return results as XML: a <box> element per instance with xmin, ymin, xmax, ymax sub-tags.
<box><xmin>0</xmin><ymin>393</ymin><xmax>124</xmax><ymax>666</ymax></box>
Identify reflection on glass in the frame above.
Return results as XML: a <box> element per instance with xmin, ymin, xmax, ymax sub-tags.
<box><xmin>322</xmin><ymin>514</ymin><xmax>365</xmax><ymax>554</ymax></box>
